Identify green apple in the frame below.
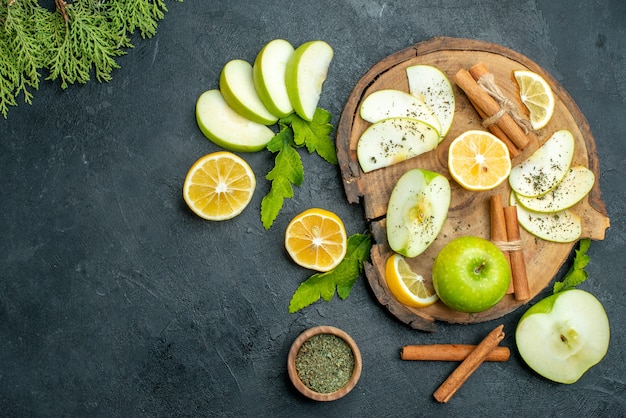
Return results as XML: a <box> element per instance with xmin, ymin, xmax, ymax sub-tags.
<box><xmin>219</xmin><ymin>59</ymin><xmax>279</xmax><ymax>125</ymax></box>
<box><xmin>516</xmin><ymin>289</ymin><xmax>610</xmax><ymax>384</ymax></box>
<box><xmin>432</xmin><ymin>236</ymin><xmax>511</xmax><ymax>313</ymax></box>
<box><xmin>509</xmin><ymin>129</ymin><xmax>575</xmax><ymax>197</ymax></box>
<box><xmin>386</xmin><ymin>169</ymin><xmax>450</xmax><ymax>258</ymax></box>
<box><xmin>514</xmin><ymin>165</ymin><xmax>595</xmax><ymax>213</ymax></box>
<box><xmin>252</xmin><ymin>39</ymin><xmax>295</xmax><ymax>118</ymax></box>
<box><xmin>510</xmin><ymin>191</ymin><xmax>582</xmax><ymax>243</ymax></box>
<box><xmin>357</xmin><ymin>117</ymin><xmax>439</xmax><ymax>172</ymax></box>
<box><xmin>285</xmin><ymin>40</ymin><xmax>334</xmax><ymax>121</ymax></box>
<box><xmin>406</xmin><ymin>64</ymin><xmax>455</xmax><ymax>141</ymax></box>
<box><xmin>360</xmin><ymin>89</ymin><xmax>442</xmax><ymax>136</ymax></box>
<box><xmin>196</xmin><ymin>89</ymin><xmax>275</xmax><ymax>152</ymax></box>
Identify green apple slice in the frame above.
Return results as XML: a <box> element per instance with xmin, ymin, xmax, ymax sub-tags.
<box><xmin>357</xmin><ymin>117</ymin><xmax>439</xmax><ymax>173</ymax></box>
<box><xmin>510</xmin><ymin>191</ymin><xmax>582</xmax><ymax>243</ymax></box>
<box><xmin>252</xmin><ymin>39</ymin><xmax>295</xmax><ymax>118</ymax></box>
<box><xmin>386</xmin><ymin>169</ymin><xmax>450</xmax><ymax>258</ymax></box>
<box><xmin>219</xmin><ymin>59</ymin><xmax>279</xmax><ymax>125</ymax></box>
<box><xmin>509</xmin><ymin>129</ymin><xmax>575</xmax><ymax>197</ymax></box>
<box><xmin>196</xmin><ymin>90</ymin><xmax>275</xmax><ymax>152</ymax></box>
<box><xmin>515</xmin><ymin>166</ymin><xmax>595</xmax><ymax>213</ymax></box>
<box><xmin>285</xmin><ymin>40</ymin><xmax>334</xmax><ymax>121</ymax></box>
<box><xmin>406</xmin><ymin>65</ymin><xmax>455</xmax><ymax>141</ymax></box>
<box><xmin>360</xmin><ymin>89</ymin><xmax>442</xmax><ymax>136</ymax></box>
<box><xmin>516</xmin><ymin>289</ymin><xmax>610</xmax><ymax>384</ymax></box>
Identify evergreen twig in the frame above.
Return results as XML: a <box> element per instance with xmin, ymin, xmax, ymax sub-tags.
<box><xmin>0</xmin><ymin>0</ymin><xmax>180</xmax><ymax>118</ymax></box>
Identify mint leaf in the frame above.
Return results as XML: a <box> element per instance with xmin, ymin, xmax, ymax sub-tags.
<box><xmin>282</xmin><ymin>108</ymin><xmax>337</xmax><ymax>164</ymax></box>
<box><xmin>289</xmin><ymin>234</ymin><xmax>372</xmax><ymax>313</ymax></box>
<box><xmin>261</xmin><ymin>126</ymin><xmax>304</xmax><ymax>229</ymax></box>
<box><xmin>553</xmin><ymin>238</ymin><xmax>592</xmax><ymax>293</ymax></box>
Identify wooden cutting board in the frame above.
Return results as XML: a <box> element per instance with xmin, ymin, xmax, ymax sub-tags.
<box><xmin>336</xmin><ymin>37</ymin><xmax>610</xmax><ymax>331</ymax></box>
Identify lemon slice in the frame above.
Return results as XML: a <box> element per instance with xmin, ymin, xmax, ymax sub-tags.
<box><xmin>514</xmin><ymin>70</ymin><xmax>555</xmax><ymax>130</ymax></box>
<box><xmin>183</xmin><ymin>151</ymin><xmax>256</xmax><ymax>221</ymax></box>
<box><xmin>285</xmin><ymin>208</ymin><xmax>348</xmax><ymax>272</ymax></box>
<box><xmin>385</xmin><ymin>253</ymin><xmax>438</xmax><ymax>308</ymax></box>
<box><xmin>448</xmin><ymin>130</ymin><xmax>512</xmax><ymax>191</ymax></box>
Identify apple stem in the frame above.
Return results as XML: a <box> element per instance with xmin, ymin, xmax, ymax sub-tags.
<box><xmin>474</xmin><ymin>261</ymin><xmax>487</xmax><ymax>275</ymax></box>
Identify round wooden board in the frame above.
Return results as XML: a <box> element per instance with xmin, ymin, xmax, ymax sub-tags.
<box><xmin>336</xmin><ymin>37</ymin><xmax>610</xmax><ymax>331</ymax></box>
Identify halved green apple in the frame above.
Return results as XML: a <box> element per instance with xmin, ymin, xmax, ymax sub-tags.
<box><xmin>406</xmin><ymin>65</ymin><xmax>455</xmax><ymax>141</ymax></box>
<box><xmin>357</xmin><ymin>117</ymin><xmax>439</xmax><ymax>173</ymax></box>
<box><xmin>510</xmin><ymin>191</ymin><xmax>582</xmax><ymax>243</ymax></box>
<box><xmin>360</xmin><ymin>89</ymin><xmax>442</xmax><ymax>136</ymax></box>
<box><xmin>285</xmin><ymin>40</ymin><xmax>334</xmax><ymax>121</ymax></box>
<box><xmin>252</xmin><ymin>39</ymin><xmax>295</xmax><ymax>118</ymax></box>
<box><xmin>509</xmin><ymin>129</ymin><xmax>575</xmax><ymax>197</ymax></box>
<box><xmin>386</xmin><ymin>169</ymin><xmax>450</xmax><ymax>258</ymax></box>
<box><xmin>514</xmin><ymin>166</ymin><xmax>595</xmax><ymax>213</ymax></box>
<box><xmin>219</xmin><ymin>59</ymin><xmax>279</xmax><ymax>125</ymax></box>
<box><xmin>196</xmin><ymin>90</ymin><xmax>275</xmax><ymax>152</ymax></box>
<box><xmin>516</xmin><ymin>289</ymin><xmax>610</xmax><ymax>384</ymax></box>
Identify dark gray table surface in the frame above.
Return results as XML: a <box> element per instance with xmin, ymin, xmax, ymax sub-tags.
<box><xmin>2</xmin><ymin>1</ymin><xmax>625</xmax><ymax>416</ymax></box>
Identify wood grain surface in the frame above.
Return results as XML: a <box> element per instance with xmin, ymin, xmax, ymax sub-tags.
<box><xmin>336</xmin><ymin>37</ymin><xmax>610</xmax><ymax>331</ymax></box>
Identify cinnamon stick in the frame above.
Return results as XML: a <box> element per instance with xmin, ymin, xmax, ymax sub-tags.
<box><xmin>490</xmin><ymin>194</ymin><xmax>514</xmax><ymax>294</ymax></box>
<box><xmin>504</xmin><ymin>206</ymin><xmax>530</xmax><ymax>301</ymax></box>
<box><xmin>401</xmin><ymin>344</ymin><xmax>510</xmax><ymax>362</ymax></box>
<box><xmin>468</xmin><ymin>63</ymin><xmax>521</xmax><ymax>157</ymax></box>
<box><xmin>454</xmin><ymin>68</ymin><xmax>531</xmax><ymax>151</ymax></box>
<box><xmin>433</xmin><ymin>324</ymin><xmax>505</xmax><ymax>403</ymax></box>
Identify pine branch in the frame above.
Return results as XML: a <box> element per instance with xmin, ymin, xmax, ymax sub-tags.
<box><xmin>0</xmin><ymin>0</ymin><xmax>180</xmax><ymax>118</ymax></box>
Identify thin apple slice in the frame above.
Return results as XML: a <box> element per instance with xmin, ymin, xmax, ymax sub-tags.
<box><xmin>406</xmin><ymin>65</ymin><xmax>455</xmax><ymax>141</ymax></box>
<box><xmin>357</xmin><ymin>117</ymin><xmax>439</xmax><ymax>173</ymax></box>
<box><xmin>252</xmin><ymin>39</ymin><xmax>295</xmax><ymax>118</ymax></box>
<box><xmin>387</xmin><ymin>169</ymin><xmax>451</xmax><ymax>258</ymax></box>
<box><xmin>196</xmin><ymin>90</ymin><xmax>275</xmax><ymax>153</ymax></box>
<box><xmin>220</xmin><ymin>59</ymin><xmax>279</xmax><ymax>125</ymax></box>
<box><xmin>510</xmin><ymin>191</ymin><xmax>582</xmax><ymax>243</ymax></box>
<box><xmin>285</xmin><ymin>40</ymin><xmax>334</xmax><ymax>121</ymax></box>
<box><xmin>360</xmin><ymin>89</ymin><xmax>442</xmax><ymax>136</ymax></box>
<box><xmin>509</xmin><ymin>129</ymin><xmax>575</xmax><ymax>197</ymax></box>
<box><xmin>516</xmin><ymin>289</ymin><xmax>610</xmax><ymax>384</ymax></box>
<box><xmin>515</xmin><ymin>166</ymin><xmax>595</xmax><ymax>213</ymax></box>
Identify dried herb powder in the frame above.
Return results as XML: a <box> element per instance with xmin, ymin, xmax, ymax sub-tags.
<box><xmin>295</xmin><ymin>333</ymin><xmax>355</xmax><ymax>393</ymax></box>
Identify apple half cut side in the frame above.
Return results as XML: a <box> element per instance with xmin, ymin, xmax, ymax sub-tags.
<box><xmin>386</xmin><ymin>168</ymin><xmax>450</xmax><ymax>258</ymax></box>
<box><xmin>509</xmin><ymin>129</ymin><xmax>575</xmax><ymax>198</ymax></box>
<box><xmin>196</xmin><ymin>90</ymin><xmax>275</xmax><ymax>153</ymax></box>
<box><xmin>359</xmin><ymin>89</ymin><xmax>442</xmax><ymax>136</ymax></box>
<box><xmin>406</xmin><ymin>65</ymin><xmax>455</xmax><ymax>141</ymax></box>
<box><xmin>357</xmin><ymin>117</ymin><xmax>440</xmax><ymax>173</ymax></box>
<box><xmin>510</xmin><ymin>191</ymin><xmax>582</xmax><ymax>243</ymax></box>
<box><xmin>219</xmin><ymin>59</ymin><xmax>279</xmax><ymax>125</ymax></box>
<box><xmin>285</xmin><ymin>40</ymin><xmax>334</xmax><ymax>121</ymax></box>
<box><xmin>516</xmin><ymin>289</ymin><xmax>610</xmax><ymax>384</ymax></box>
<box><xmin>514</xmin><ymin>166</ymin><xmax>595</xmax><ymax>213</ymax></box>
<box><xmin>252</xmin><ymin>39</ymin><xmax>295</xmax><ymax>118</ymax></box>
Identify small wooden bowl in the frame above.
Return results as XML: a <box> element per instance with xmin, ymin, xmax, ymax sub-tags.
<box><xmin>287</xmin><ymin>325</ymin><xmax>362</xmax><ymax>401</ymax></box>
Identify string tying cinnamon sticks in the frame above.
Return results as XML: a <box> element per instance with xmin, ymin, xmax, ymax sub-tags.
<box><xmin>433</xmin><ymin>325</ymin><xmax>506</xmax><ymax>403</ymax></box>
<box><xmin>489</xmin><ymin>195</ymin><xmax>530</xmax><ymax>300</ymax></box>
<box><xmin>454</xmin><ymin>63</ymin><xmax>532</xmax><ymax>156</ymax></box>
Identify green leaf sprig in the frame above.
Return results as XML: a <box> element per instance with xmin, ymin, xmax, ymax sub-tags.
<box><xmin>553</xmin><ymin>238</ymin><xmax>591</xmax><ymax>293</ymax></box>
<box><xmin>261</xmin><ymin>107</ymin><xmax>336</xmax><ymax>229</ymax></box>
<box><xmin>288</xmin><ymin>233</ymin><xmax>371</xmax><ymax>313</ymax></box>
<box><xmin>0</xmin><ymin>0</ymin><xmax>179</xmax><ymax>118</ymax></box>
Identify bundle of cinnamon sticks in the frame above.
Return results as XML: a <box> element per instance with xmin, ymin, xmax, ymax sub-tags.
<box><xmin>454</xmin><ymin>62</ymin><xmax>533</xmax><ymax>157</ymax></box>
<box><xmin>490</xmin><ymin>194</ymin><xmax>530</xmax><ymax>300</ymax></box>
